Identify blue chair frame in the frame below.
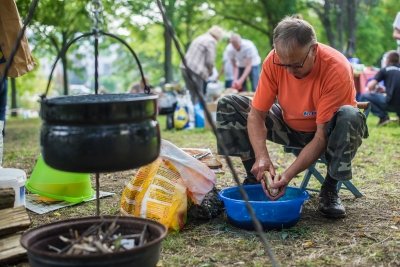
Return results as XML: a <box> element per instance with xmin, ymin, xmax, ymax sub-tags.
<box><xmin>284</xmin><ymin>102</ymin><xmax>370</xmax><ymax>198</ymax></box>
<box><xmin>284</xmin><ymin>146</ymin><xmax>362</xmax><ymax>197</ymax></box>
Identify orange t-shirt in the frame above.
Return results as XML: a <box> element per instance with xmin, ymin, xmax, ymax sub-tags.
<box><xmin>252</xmin><ymin>43</ymin><xmax>357</xmax><ymax>132</ymax></box>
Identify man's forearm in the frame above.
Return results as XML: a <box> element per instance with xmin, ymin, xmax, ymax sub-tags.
<box><xmin>232</xmin><ymin>60</ymin><xmax>238</xmax><ymax>80</ymax></box>
<box><xmin>238</xmin><ymin>63</ymin><xmax>252</xmax><ymax>83</ymax></box>
<box><xmin>366</xmin><ymin>79</ymin><xmax>378</xmax><ymax>92</ymax></box>
<box><xmin>248</xmin><ymin>109</ymin><xmax>269</xmax><ymax>160</ymax></box>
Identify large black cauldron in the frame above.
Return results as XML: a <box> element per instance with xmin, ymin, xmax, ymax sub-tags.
<box><xmin>40</xmin><ymin>93</ymin><xmax>160</xmax><ymax>173</ymax></box>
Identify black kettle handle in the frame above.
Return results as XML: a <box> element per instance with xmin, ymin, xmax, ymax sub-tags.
<box><xmin>42</xmin><ymin>30</ymin><xmax>150</xmax><ymax>99</ymax></box>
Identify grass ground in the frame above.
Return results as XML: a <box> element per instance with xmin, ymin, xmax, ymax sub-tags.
<box><xmin>4</xmin><ymin>113</ymin><xmax>400</xmax><ymax>267</ymax></box>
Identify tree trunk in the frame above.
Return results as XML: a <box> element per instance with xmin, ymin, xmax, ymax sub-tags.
<box><xmin>345</xmin><ymin>0</ymin><xmax>356</xmax><ymax>57</ymax></box>
<box><xmin>164</xmin><ymin>26</ymin><xmax>173</xmax><ymax>83</ymax></box>
<box><xmin>308</xmin><ymin>1</ymin><xmax>337</xmax><ymax>48</ymax></box>
<box><xmin>260</xmin><ymin>0</ymin><xmax>297</xmax><ymax>47</ymax></box>
<box><xmin>162</xmin><ymin>0</ymin><xmax>174</xmax><ymax>83</ymax></box>
<box><xmin>323</xmin><ymin>0</ymin><xmax>336</xmax><ymax>48</ymax></box>
<box><xmin>336</xmin><ymin>0</ymin><xmax>345</xmax><ymax>52</ymax></box>
<box><xmin>10</xmin><ymin>78</ymin><xmax>17</xmax><ymax>117</ymax></box>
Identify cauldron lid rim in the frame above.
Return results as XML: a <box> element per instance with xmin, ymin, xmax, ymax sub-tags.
<box><xmin>41</xmin><ymin>93</ymin><xmax>158</xmax><ymax>105</ymax></box>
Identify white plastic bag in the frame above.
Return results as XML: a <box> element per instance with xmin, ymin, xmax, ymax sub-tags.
<box><xmin>206</xmin><ymin>81</ymin><xmax>224</xmax><ymax>102</ymax></box>
<box><xmin>160</xmin><ymin>139</ymin><xmax>216</xmax><ymax>204</ymax></box>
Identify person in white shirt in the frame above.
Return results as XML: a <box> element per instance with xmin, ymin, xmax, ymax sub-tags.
<box><xmin>393</xmin><ymin>12</ymin><xmax>400</xmax><ymax>53</ymax></box>
<box><xmin>228</xmin><ymin>34</ymin><xmax>261</xmax><ymax>92</ymax></box>
<box><xmin>221</xmin><ymin>43</ymin><xmax>234</xmax><ymax>88</ymax></box>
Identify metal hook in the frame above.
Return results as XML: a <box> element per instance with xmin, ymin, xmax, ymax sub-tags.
<box><xmin>88</xmin><ymin>0</ymin><xmax>104</xmax><ymax>32</ymax></box>
<box><xmin>89</xmin><ymin>0</ymin><xmax>104</xmax><ymax>13</ymax></box>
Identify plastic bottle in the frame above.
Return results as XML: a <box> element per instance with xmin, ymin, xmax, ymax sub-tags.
<box><xmin>194</xmin><ymin>103</ymin><xmax>205</xmax><ymax>128</ymax></box>
<box><xmin>166</xmin><ymin>113</ymin><xmax>174</xmax><ymax>130</ymax></box>
<box><xmin>184</xmin><ymin>91</ymin><xmax>195</xmax><ymax>129</ymax></box>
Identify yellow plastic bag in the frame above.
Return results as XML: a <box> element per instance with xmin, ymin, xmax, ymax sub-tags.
<box><xmin>121</xmin><ymin>140</ymin><xmax>216</xmax><ymax>231</ymax></box>
<box><xmin>120</xmin><ymin>158</ymin><xmax>188</xmax><ymax>231</ymax></box>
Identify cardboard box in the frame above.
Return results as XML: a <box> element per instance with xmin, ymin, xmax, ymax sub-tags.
<box><xmin>204</xmin><ymin>102</ymin><xmax>218</xmax><ymax>130</ymax></box>
<box><xmin>238</xmin><ymin>91</ymin><xmax>255</xmax><ymax>99</ymax></box>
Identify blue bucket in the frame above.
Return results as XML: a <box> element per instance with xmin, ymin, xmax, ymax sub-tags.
<box><xmin>219</xmin><ymin>184</ymin><xmax>309</xmax><ymax>230</ymax></box>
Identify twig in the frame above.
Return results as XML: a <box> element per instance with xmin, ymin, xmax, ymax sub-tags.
<box><xmin>139</xmin><ymin>224</ymin><xmax>148</xmax><ymax>246</ymax></box>
<box><xmin>376</xmin><ymin>236</ymin><xmax>392</xmax><ymax>245</ymax></box>
<box><xmin>58</xmin><ymin>221</ymin><xmax>105</xmax><ymax>254</ymax></box>
<box><xmin>54</xmin><ymin>219</ymin><xmax>148</xmax><ymax>255</ymax></box>
<box><xmin>102</xmin><ymin>217</ymin><xmax>120</xmax><ymax>240</ymax></box>
<box><xmin>94</xmin><ymin>240</ymin><xmax>112</xmax><ymax>253</ymax></box>
<box><xmin>48</xmin><ymin>245</ymin><xmax>62</xmax><ymax>253</ymax></box>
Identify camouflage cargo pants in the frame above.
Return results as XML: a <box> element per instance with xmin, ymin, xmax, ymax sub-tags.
<box><xmin>216</xmin><ymin>95</ymin><xmax>369</xmax><ymax>181</ymax></box>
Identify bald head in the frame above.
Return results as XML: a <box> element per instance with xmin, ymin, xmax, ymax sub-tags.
<box><xmin>273</xmin><ymin>17</ymin><xmax>317</xmax><ymax>53</ymax></box>
<box><xmin>230</xmin><ymin>34</ymin><xmax>242</xmax><ymax>51</ymax></box>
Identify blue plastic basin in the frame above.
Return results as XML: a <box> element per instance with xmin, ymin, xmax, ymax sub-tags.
<box><xmin>219</xmin><ymin>185</ymin><xmax>309</xmax><ymax>230</ymax></box>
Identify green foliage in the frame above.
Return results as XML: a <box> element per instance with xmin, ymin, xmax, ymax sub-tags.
<box><xmin>210</xmin><ymin>0</ymin><xmax>299</xmax><ymax>45</ymax></box>
<box><xmin>16</xmin><ymin>0</ymin><xmax>92</xmax><ymax>51</ymax></box>
<box><xmin>356</xmin><ymin>11</ymin><xmax>386</xmax><ymax>65</ymax></box>
<box><xmin>355</xmin><ymin>0</ymin><xmax>399</xmax><ymax>65</ymax></box>
<box><xmin>10</xmin><ymin>0</ymin><xmax>400</xmax><ymax>109</ymax></box>
<box><xmin>12</xmin><ymin>66</ymin><xmax>45</xmax><ymax>110</ymax></box>
<box><xmin>116</xmin><ymin>24</ymin><xmax>167</xmax><ymax>88</ymax></box>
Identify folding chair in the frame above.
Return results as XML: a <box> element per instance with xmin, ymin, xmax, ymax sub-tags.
<box><xmin>284</xmin><ymin>102</ymin><xmax>370</xmax><ymax>198</ymax></box>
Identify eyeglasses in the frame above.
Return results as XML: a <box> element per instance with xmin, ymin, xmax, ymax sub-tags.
<box><xmin>272</xmin><ymin>45</ymin><xmax>313</xmax><ymax>69</ymax></box>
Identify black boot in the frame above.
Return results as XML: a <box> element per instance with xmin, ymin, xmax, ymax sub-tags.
<box><xmin>242</xmin><ymin>159</ymin><xmax>260</xmax><ymax>185</ymax></box>
<box><xmin>243</xmin><ymin>175</ymin><xmax>259</xmax><ymax>185</ymax></box>
<box><xmin>318</xmin><ymin>176</ymin><xmax>346</xmax><ymax>218</ymax></box>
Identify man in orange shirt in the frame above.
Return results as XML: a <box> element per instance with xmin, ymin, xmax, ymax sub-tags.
<box><xmin>216</xmin><ymin>17</ymin><xmax>368</xmax><ymax>218</ymax></box>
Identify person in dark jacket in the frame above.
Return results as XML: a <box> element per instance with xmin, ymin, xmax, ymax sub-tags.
<box><xmin>360</xmin><ymin>51</ymin><xmax>400</xmax><ymax>126</ymax></box>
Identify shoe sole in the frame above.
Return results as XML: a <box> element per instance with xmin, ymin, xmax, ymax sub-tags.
<box><xmin>319</xmin><ymin>210</ymin><xmax>346</xmax><ymax>219</ymax></box>
<box><xmin>378</xmin><ymin>120</ymin><xmax>391</xmax><ymax>127</ymax></box>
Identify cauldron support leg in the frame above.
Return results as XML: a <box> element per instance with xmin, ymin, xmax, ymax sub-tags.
<box><xmin>96</xmin><ymin>173</ymin><xmax>100</xmax><ymax>216</ymax></box>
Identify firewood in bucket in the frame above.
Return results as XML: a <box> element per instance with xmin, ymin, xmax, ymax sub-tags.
<box><xmin>47</xmin><ymin>218</ymin><xmax>150</xmax><ymax>255</ymax></box>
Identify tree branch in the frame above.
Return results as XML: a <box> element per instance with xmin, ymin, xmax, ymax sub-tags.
<box><xmin>219</xmin><ymin>14</ymin><xmax>269</xmax><ymax>36</ymax></box>
<box><xmin>49</xmin><ymin>34</ymin><xmax>60</xmax><ymax>54</ymax></box>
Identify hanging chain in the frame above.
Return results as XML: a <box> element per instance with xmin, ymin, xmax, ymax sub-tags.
<box><xmin>88</xmin><ymin>0</ymin><xmax>104</xmax><ymax>96</ymax></box>
<box><xmin>87</xmin><ymin>0</ymin><xmax>150</xmax><ymax>94</ymax></box>
<box><xmin>88</xmin><ymin>0</ymin><xmax>104</xmax><ymax>34</ymax></box>
<box><xmin>89</xmin><ymin>0</ymin><xmax>103</xmax><ymax>213</ymax></box>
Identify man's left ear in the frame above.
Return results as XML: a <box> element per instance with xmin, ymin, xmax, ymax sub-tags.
<box><xmin>312</xmin><ymin>43</ymin><xmax>318</xmax><ymax>54</ymax></box>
